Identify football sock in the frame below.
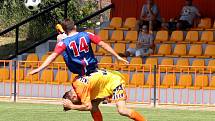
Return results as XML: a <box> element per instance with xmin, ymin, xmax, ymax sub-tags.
<box><xmin>130</xmin><ymin>110</ymin><xmax>146</xmax><ymax>121</ymax></box>
<box><xmin>92</xmin><ymin>110</ymin><xmax>103</xmax><ymax>121</ymax></box>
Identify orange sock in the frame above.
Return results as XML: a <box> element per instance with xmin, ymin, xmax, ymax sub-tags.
<box><xmin>92</xmin><ymin>110</ymin><xmax>103</xmax><ymax>121</ymax></box>
<box><xmin>130</xmin><ymin>110</ymin><xmax>146</xmax><ymax>121</ymax></box>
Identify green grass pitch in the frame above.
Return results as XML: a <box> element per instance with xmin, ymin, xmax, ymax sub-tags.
<box><xmin>0</xmin><ymin>102</ymin><xmax>215</xmax><ymax>121</ymax></box>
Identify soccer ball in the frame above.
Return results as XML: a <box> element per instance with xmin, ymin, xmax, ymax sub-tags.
<box><xmin>24</xmin><ymin>0</ymin><xmax>41</xmax><ymax>11</ymax></box>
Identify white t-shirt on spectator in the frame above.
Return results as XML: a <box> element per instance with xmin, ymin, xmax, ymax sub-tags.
<box><xmin>179</xmin><ymin>6</ymin><xmax>199</xmax><ymax>25</ymax></box>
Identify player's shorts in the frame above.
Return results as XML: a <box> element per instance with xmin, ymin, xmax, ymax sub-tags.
<box><xmin>112</xmin><ymin>84</ymin><xmax>127</xmax><ymax>101</ymax></box>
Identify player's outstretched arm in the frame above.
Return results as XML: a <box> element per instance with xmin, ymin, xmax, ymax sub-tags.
<box><xmin>28</xmin><ymin>53</ymin><xmax>59</xmax><ymax>75</ymax></box>
<box><xmin>98</xmin><ymin>41</ymin><xmax>129</xmax><ymax>64</ymax></box>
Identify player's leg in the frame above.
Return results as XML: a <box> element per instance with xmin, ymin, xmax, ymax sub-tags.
<box><xmin>90</xmin><ymin>99</ymin><xmax>103</xmax><ymax>121</ymax></box>
<box><xmin>116</xmin><ymin>100</ymin><xmax>146</xmax><ymax>121</ymax></box>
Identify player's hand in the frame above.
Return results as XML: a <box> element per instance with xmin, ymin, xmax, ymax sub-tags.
<box><xmin>62</xmin><ymin>99</ymin><xmax>73</xmax><ymax>110</ymax></box>
<box><xmin>116</xmin><ymin>56</ymin><xmax>129</xmax><ymax>64</ymax></box>
<box><xmin>27</xmin><ymin>69</ymin><xmax>40</xmax><ymax>75</ymax></box>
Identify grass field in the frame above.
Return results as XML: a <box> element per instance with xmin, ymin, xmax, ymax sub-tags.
<box><xmin>0</xmin><ymin>102</ymin><xmax>215</xmax><ymax>121</ymax></box>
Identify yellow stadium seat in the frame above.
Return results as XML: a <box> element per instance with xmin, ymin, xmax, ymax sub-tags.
<box><xmin>5</xmin><ymin>69</ymin><xmax>24</xmax><ymax>83</ymax></box>
<box><xmin>168</xmin><ymin>44</ymin><xmax>186</xmax><ymax>57</ymax></box>
<box><xmin>109</xmin><ymin>30</ymin><xmax>124</xmax><ymax>43</ymax></box>
<box><xmin>143</xmin><ymin>58</ymin><xmax>158</xmax><ymax>71</ymax></box>
<box><xmin>97</xmin><ymin>29</ymin><xmax>109</xmax><ymax>41</ymax></box>
<box><xmin>152</xmin><ymin>44</ymin><xmax>171</xmax><ymax>56</ymax></box>
<box><xmin>51</xmin><ymin>70</ymin><xmax>68</xmax><ymax>84</ymax></box>
<box><xmin>203</xmin><ymin>76</ymin><xmax>215</xmax><ymax>90</ymax></box>
<box><xmin>183</xmin><ymin>31</ymin><xmax>199</xmax><ymax>43</ymax></box>
<box><xmin>175</xmin><ymin>59</ymin><xmax>189</xmax><ymax>72</ymax></box>
<box><xmin>85</xmin><ymin>29</ymin><xmax>95</xmax><ymax>33</ymax></box>
<box><xmin>172</xmin><ymin>74</ymin><xmax>192</xmax><ymax>88</ymax></box>
<box><xmin>53</xmin><ymin>55</ymin><xmax>66</xmax><ymax>69</ymax></box>
<box><xmin>98</xmin><ymin>56</ymin><xmax>113</xmax><ymax>69</ymax></box>
<box><xmin>128</xmin><ymin>57</ymin><xmax>143</xmax><ymax>71</ymax></box>
<box><xmin>142</xmin><ymin>74</ymin><xmax>160</xmax><ymax>88</ymax></box>
<box><xmin>24</xmin><ymin>70</ymin><xmax>39</xmax><ymax>83</ymax></box>
<box><xmin>128</xmin><ymin>43</ymin><xmax>136</xmax><ymax>49</ymax></box>
<box><xmin>154</xmin><ymin>30</ymin><xmax>168</xmax><ymax>43</ymax></box>
<box><xmin>160</xmin><ymin>74</ymin><xmax>176</xmax><ymax>88</ymax></box>
<box><xmin>199</xmin><ymin>31</ymin><xmax>214</xmax><ymax>44</ymax></box>
<box><xmin>201</xmin><ymin>45</ymin><xmax>215</xmax><ymax>58</ymax></box>
<box><xmin>168</xmin><ymin>31</ymin><xmax>184</xmax><ymax>43</ymax></box>
<box><xmin>182</xmin><ymin>44</ymin><xmax>202</xmax><ymax>57</ymax></box>
<box><xmin>130</xmin><ymin>73</ymin><xmax>144</xmax><ymax>87</ymax></box>
<box><xmin>188</xmin><ymin>75</ymin><xmax>208</xmax><ymax>89</ymax></box>
<box><xmin>121</xmin><ymin>73</ymin><xmax>130</xmax><ymax>85</ymax></box>
<box><xmin>24</xmin><ymin>53</ymin><xmax>39</xmax><ymax>67</ymax></box>
<box><xmin>0</xmin><ymin>68</ymin><xmax>10</xmax><ymax>82</ymax></box>
<box><xmin>119</xmin><ymin>17</ymin><xmax>137</xmax><ymax>30</ymax></box>
<box><xmin>190</xmin><ymin>59</ymin><xmax>205</xmax><ymax>72</ymax></box>
<box><xmin>159</xmin><ymin>58</ymin><xmax>174</xmax><ymax>72</ymax></box>
<box><xmin>104</xmin><ymin>17</ymin><xmax>122</xmax><ymax>30</ymax></box>
<box><xmin>33</xmin><ymin>69</ymin><xmax>54</xmax><ymax>84</ymax></box>
<box><xmin>114</xmin><ymin>43</ymin><xmax>126</xmax><ymax>54</ymax></box>
<box><xmin>206</xmin><ymin>60</ymin><xmax>215</xmax><ymax>73</ymax></box>
<box><xmin>124</xmin><ymin>31</ymin><xmax>138</xmax><ymax>43</ymax></box>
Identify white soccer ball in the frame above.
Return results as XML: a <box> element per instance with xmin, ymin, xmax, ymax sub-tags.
<box><xmin>24</xmin><ymin>0</ymin><xmax>41</xmax><ymax>11</ymax></box>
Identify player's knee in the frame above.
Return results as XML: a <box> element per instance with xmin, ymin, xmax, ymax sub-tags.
<box><xmin>117</xmin><ymin>108</ymin><xmax>128</xmax><ymax>116</ymax></box>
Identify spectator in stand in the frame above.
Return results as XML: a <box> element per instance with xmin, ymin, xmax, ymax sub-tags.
<box><xmin>126</xmin><ymin>25</ymin><xmax>154</xmax><ymax>57</ymax></box>
<box><xmin>139</xmin><ymin>0</ymin><xmax>162</xmax><ymax>31</ymax></box>
<box><xmin>176</xmin><ymin>0</ymin><xmax>201</xmax><ymax>30</ymax></box>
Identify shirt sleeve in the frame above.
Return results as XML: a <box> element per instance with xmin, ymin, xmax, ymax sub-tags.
<box><xmin>54</xmin><ymin>41</ymin><xmax>66</xmax><ymax>54</ymax></box>
<box><xmin>87</xmin><ymin>32</ymin><xmax>101</xmax><ymax>44</ymax></box>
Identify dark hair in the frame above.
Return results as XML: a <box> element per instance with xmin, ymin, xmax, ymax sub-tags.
<box><xmin>61</xmin><ymin>18</ymin><xmax>75</xmax><ymax>33</ymax></box>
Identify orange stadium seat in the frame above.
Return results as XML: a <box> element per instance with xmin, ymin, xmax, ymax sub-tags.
<box><xmin>51</xmin><ymin>70</ymin><xmax>68</xmax><ymax>84</ymax></box>
<box><xmin>168</xmin><ymin>31</ymin><xmax>184</xmax><ymax>43</ymax></box>
<box><xmin>143</xmin><ymin>58</ymin><xmax>158</xmax><ymax>71</ymax></box>
<box><xmin>192</xmin><ymin>18</ymin><xmax>212</xmax><ymax>30</ymax></box>
<box><xmin>188</xmin><ymin>75</ymin><xmax>208</xmax><ymax>89</ymax></box>
<box><xmin>24</xmin><ymin>53</ymin><xmax>39</xmax><ymax>68</ymax></box>
<box><xmin>142</xmin><ymin>74</ymin><xmax>160</xmax><ymax>88</ymax></box>
<box><xmin>154</xmin><ymin>30</ymin><xmax>168</xmax><ymax>43</ymax></box>
<box><xmin>171</xmin><ymin>74</ymin><xmax>192</xmax><ymax>89</ymax></box>
<box><xmin>128</xmin><ymin>43</ymin><xmax>136</xmax><ymax>49</ymax></box>
<box><xmin>190</xmin><ymin>59</ymin><xmax>205</xmax><ymax>72</ymax></box>
<box><xmin>159</xmin><ymin>58</ymin><xmax>174</xmax><ymax>72</ymax></box>
<box><xmin>199</xmin><ymin>31</ymin><xmax>214</xmax><ymax>44</ymax></box>
<box><xmin>33</xmin><ymin>69</ymin><xmax>54</xmax><ymax>84</ymax></box>
<box><xmin>207</xmin><ymin>20</ymin><xmax>215</xmax><ymax>30</ymax></box>
<box><xmin>182</xmin><ymin>31</ymin><xmax>199</xmax><ymax>43</ymax></box>
<box><xmin>175</xmin><ymin>59</ymin><xmax>190</xmax><ymax>72</ymax></box>
<box><xmin>203</xmin><ymin>76</ymin><xmax>215</xmax><ymax>90</ymax></box>
<box><xmin>113</xmin><ymin>43</ymin><xmax>126</xmax><ymax>54</ymax></box>
<box><xmin>128</xmin><ymin>57</ymin><xmax>143</xmax><ymax>71</ymax></box>
<box><xmin>104</xmin><ymin>17</ymin><xmax>122</xmax><ymax>30</ymax></box>
<box><xmin>201</xmin><ymin>45</ymin><xmax>215</xmax><ymax>58</ymax></box>
<box><xmin>182</xmin><ymin>44</ymin><xmax>202</xmax><ymax>57</ymax></box>
<box><xmin>124</xmin><ymin>31</ymin><xmax>138</xmax><ymax>43</ymax></box>
<box><xmin>206</xmin><ymin>60</ymin><xmax>215</xmax><ymax>73</ymax></box>
<box><xmin>160</xmin><ymin>74</ymin><xmax>176</xmax><ymax>88</ymax></box>
<box><xmin>97</xmin><ymin>29</ymin><xmax>109</xmax><ymax>41</ymax></box>
<box><xmin>109</xmin><ymin>30</ymin><xmax>124</xmax><ymax>43</ymax></box>
<box><xmin>119</xmin><ymin>17</ymin><xmax>137</xmax><ymax>30</ymax></box>
<box><xmin>96</xmin><ymin>43</ymin><xmax>111</xmax><ymax>55</ymax></box>
<box><xmin>0</xmin><ymin>68</ymin><xmax>10</xmax><ymax>82</ymax></box>
<box><xmin>152</xmin><ymin>44</ymin><xmax>171</xmax><ymax>56</ymax></box>
<box><xmin>5</xmin><ymin>69</ymin><xmax>25</xmax><ymax>83</ymax></box>
<box><xmin>167</xmin><ymin>44</ymin><xmax>186</xmax><ymax>57</ymax></box>
<box><xmin>98</xmin><ymin>56</ymin><xmax>113</xmax><ymax>69</ymax></box>
<box><xmin>130</xmin><ymin>73</ymin><xmax>144</xmax><ymax>87</ymax></box>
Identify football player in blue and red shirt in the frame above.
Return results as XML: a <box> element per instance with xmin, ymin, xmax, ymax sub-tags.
<box><xmin>29</xmin><ymin>18</ymin><xmax>128</xmax><ymax>76</ymax></box>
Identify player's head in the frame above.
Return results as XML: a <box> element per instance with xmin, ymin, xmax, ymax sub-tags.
<box><xmin>62</xmin><ymin>90</ymin><xmax>81</xmax><ymax>111</ymax></box>
<box><xmin>141</xmin><ymin>25</ymin><xmax>149</xmax><ymax>33</ymax></box>
<box><xmin>147</xmin><ymin>0</ymin><xmax>154</xmax><ymax>5</ymax></box>
<box><xmin>61</xmin><ymin>18</ymin><xmax>76</xmax><ymax>34</ymax></box>
<box><xmin>185</xmin><ymin>0</ymin><xmax>192</xmax><ymax>6</ymax></box>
